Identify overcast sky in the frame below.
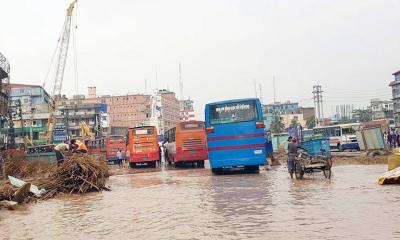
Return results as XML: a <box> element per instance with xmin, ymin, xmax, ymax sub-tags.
<box><xmin>1</xmin><ymin>0</ymin><xmax>399</xmax><ymax>118</ymax></box>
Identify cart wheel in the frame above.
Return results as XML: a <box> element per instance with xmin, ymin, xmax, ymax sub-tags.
<box><xmin>294</xmin><ymin>161</ymin><xmax>304</xmax><ymax>179</ymax></box>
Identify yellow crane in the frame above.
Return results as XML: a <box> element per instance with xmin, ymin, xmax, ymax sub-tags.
<box><xmin>45</xmin><ymin>0</ymin><xmax>77</xmax><ymax>144</ymax></box>
<box><xmin>80</xmin><ymin>121</ymin><xmax>94</xmax><ymax>141</ymax></box>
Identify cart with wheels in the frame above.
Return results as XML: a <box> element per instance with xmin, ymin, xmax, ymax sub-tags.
<box><xmin>294</xmin><ymin>138</ymin><xmax>332</xmax><ymax>179</ymax></box>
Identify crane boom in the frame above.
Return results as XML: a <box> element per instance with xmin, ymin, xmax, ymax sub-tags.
<box><xmin>46</xmin><ymin>0</ymin><xmax>77</xmax><ymax>144</ymax></box>
<box><xmin>53</xmin><ymin>0</ymin><xmax>76</xmax><ymax>96</ymax></box>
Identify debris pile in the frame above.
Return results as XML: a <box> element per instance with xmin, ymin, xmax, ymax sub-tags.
<box><xmin>0</xmin><ymin>153</ymin><xmax>110</xmax><ymax>210</ymax></box>
<box><xmin>44</xmin><ymin>153</ymin><xmax>109</xmax><ymax>194</ymax></box>
<box><xmin>0</xmin><ymin>181</ymin><xmax>15</xmax><ymax>201</ymax></box>
<box><xmin>1</xmin><ymin>149</ymin><xmax>53</xmax><ymax>179</ymax></box>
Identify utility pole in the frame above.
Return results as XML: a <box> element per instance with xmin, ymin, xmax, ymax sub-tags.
<box><xmin>16</xmin><ymin>99</ymin><xmax>25</xmax><ymax>144</ymax></box>
<box><xmin>273</xmin><ymin>76</ymin><xmax>276</xmax><ymax>103</ymax></box>
<box><xmin>7</xmin><ymin>100</ymin><xmax>15</xmax><ymax>149</ymax></box>
<box><xmin>253</xmin><ymin>79</ymin><xmax>257</xmax><ymax>98</ymax></box>
<box><xmin>312</xmin><ymin>85</ymin><xmax>324</xmax><ymax>126</ymax></box>
<box><xmin>144</xmin><ymin>78</ymin><xmax>147</xmax><ymax>93</ymax></box>
<box><xmin>179</xmin><ymin>62</ymin><xmax>183</xmax><ymax>101</ymax></box>
<box><xmin>259</xmin><ymin>83</ymin><xmax>263</xmax><ymax>104</ymax></box>
<box><xmin>155</xmin><ymin>65</ymin><xmax>158</xmax><ymax>91</ymax></box>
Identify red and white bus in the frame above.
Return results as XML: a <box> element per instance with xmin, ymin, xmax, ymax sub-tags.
<box><xmin>163</xmin><ymin>121</ymin><xmax>208</xmax><ymax>167</ymax></box>
<box><xmin>105</xmin><ymin>135</ymin><xmax>126</xmax><ymax>163</ymax></box>
<box><xmin>86</xmin><ymin>138</ymin><xmax>106</xmax><ymax>158</ymax></box>
<box><xmin>127</xmin><ymin>126</ymin><xmax>160</xmax><ymax>167</ymax></box>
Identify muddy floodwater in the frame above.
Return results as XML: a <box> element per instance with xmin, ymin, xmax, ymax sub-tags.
<box><xmin>1</xmin><ymin>164</ymin><xmax>400</xmax><ymax>240</ymax></box>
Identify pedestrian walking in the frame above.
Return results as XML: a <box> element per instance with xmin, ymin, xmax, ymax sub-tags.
<box><xmin>397</xmin><ymin>132</ymin><xmax>400</xmax><ymax>148</ymax></box>
<box><xmin>388</xmin><ymin>132</ymin><xmax>393</xmax><ymax>149</ymax></box>
<box><xmin>391</xmin><ymin>131</ymin><xmax>397</xmax><ymax>148</ymax></box>
<box><xmin>287</xmin><ymin>137</ymin><xmax>298</xmax><ymax>179</ymax></box>
<box><xmin>116</xmin><ymin>148</ymin><xmax>123</xmax><ymax>167</ymax></box>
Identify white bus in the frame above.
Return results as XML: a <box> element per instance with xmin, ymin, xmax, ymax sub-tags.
<box><xmin>313</xmin><ymin>123</ymin><xmax>361</xmax><ymax>151</ymax></box>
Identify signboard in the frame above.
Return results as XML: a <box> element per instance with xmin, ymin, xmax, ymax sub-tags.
<box><xmin>53</xmin><ymin>125</ymin><xmax>68</xmax><ymax>143</ymax></box>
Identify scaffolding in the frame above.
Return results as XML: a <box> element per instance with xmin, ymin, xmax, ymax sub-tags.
<box><xmin>0</xmin><ymin>52</ymin><xmax>11</xmax><ymax>147</ymax></box>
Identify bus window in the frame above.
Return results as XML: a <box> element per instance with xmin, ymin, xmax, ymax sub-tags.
<box><xmin>181</xmin><ymin>122</ymin><xmax>204</xmax><ymax>130</ymax></box>
<box><xmin>334</xmin><ymin>128</ymin><xmax>341</xmax><ymax>137</ymax></box>
<box><xmin>209</xmin><ymin>101</ymin><xmax>257</xmax><ymax>125</ymax></box>
<box><xmin>134</xmin><ymin>128</ymin><xmax>154</xmax><ymax>135</ymax></box>
<box><xmin>342</xmin><ymin>127</ymin><xmax>355</xmax><ymax>135</ymax></box>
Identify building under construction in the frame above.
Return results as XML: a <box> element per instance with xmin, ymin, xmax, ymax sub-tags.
<box><xmin>0</xmin><ymin>52</ymin><xmax>10</xmax><ymax>147</ymax></box>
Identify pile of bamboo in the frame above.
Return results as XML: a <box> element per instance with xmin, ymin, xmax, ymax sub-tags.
<box><xmin>1</xmin><ymin>149</ymin><xmax>53</xmax><ymax>179</ymax></box>
<box><xmin>45</xmin><ymin>154</ymin><xmax>109</xmax><ymax>194</ymax></box>
<box><xmin>0</xmin><ymin>181</ymin><xmax>15</xmax><ymax>201</ymax></box>
<box><xmin>0</xmin><ymin>153</ymin><xmax>109</xmax><ymax>205</ymax></box>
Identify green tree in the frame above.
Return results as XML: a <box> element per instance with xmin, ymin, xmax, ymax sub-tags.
<box><xmin>290</xmin><ymin>118</ymin><xmax>299</xmax><ymax>128</ymax></box>
<box><xmin>305</xmin><ymin>116</ymin><xmax>316</xmax><ymax>129</ymax></box>
<box><xmin>352</xmin><ymin>109</ymin><xmax>372</xmax><ymax>123</ymax></box>
<box><xmin>270</xmin><ymin>115</ymin><xmax>285</xmax><ymax>134</ymax></box>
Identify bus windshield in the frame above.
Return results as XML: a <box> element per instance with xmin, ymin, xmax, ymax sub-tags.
<box><xmin>209</xmin><ymin>101</ymin><xmax>257</xmax><ymax>125</ymax></box>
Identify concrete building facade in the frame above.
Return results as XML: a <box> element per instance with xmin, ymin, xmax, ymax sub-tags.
<box><xmin>369</xmin><ymin>98</ymin><xmax>394</xmax><ymax>121</ymax></box>
<box><xmin>263</xmin><ymin>102</ymin><xmax>315</xmax><ymax>130</ymax></box>
<box><xmin>56</xmin><ymin>103</ymin><xmax>107</xmax><ymax>139</ymax></box>
<box><xmin>57</xmin><ymin>86</ymin><xmax>151</xmax><ymax>129</ymax></box>
<box><xmin>7</xmin><ymin>84</ymin><xmax>51</xmax><ymax>145</ymax></box>
<box><xmin>158</xmin><ymin>89</ymin><xmax>180</xmax><ymax>132</ymax></box>
<box><xmin>389</xmin><ymin>70</ymin><xmax>400</xmax><ymax>127</ymax></box>
<box><xmin>0</xmin><ymin>53</ymin><xmax>9</xmax><ymax>123</ymax></box>
<box><xmin>179</xmin><ymin>99</ymin><xmax>195</xmax><ymax>122</ymax></box>
<box><xmin>56</xmin><ymin>87</ymin><xmax>180</xmax><ymax>136</ymax></box>
<box><xmin>0</xmin><ymin>52</ymin><xmax>10</xmax><ymax>147</ymax></box>
<box><xmin>264</xmin><ymin>101</ymin><xmax>299</xmax><ymax>114</ymax></box>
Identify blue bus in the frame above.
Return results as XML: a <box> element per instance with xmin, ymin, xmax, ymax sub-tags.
<box><xmin>205</xmin><ymin>98</ymin><xmax>266</xmax><ymax>173</ymax></box>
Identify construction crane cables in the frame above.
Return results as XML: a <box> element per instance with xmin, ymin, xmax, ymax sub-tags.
<box><xmin>72</xmin><ymin>2</ymin><xmax>79</xmax><ymax>96</ymax></box>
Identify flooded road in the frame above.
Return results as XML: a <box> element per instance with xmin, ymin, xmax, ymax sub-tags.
<box><xmin>1</xmin><ymin>164</ymin><xmax>400</xmax><ymax>240</ymax></box>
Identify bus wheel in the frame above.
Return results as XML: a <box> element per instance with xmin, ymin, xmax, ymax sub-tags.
<box><xmin>197</xmin><ymin>160</ymin><xmax>205</xmax><ymax>168</ymax></box>
<box><xmin>129</xmin><ymin>162</ymin><xmax>136</xmax><ymax>168</ymax></box>
<box><xmin>245</xmin><ymin>165</ymin><xmax>259</xmax><ymax>173</ymax></box>
<box><xmin>211</xmin><ymin>168</ymin><xmax>223</xmax><ymax>174</ymax></box>
<box><xmin>148</xmin><ymin>161</ymin><xmax>157</xmax><ymax>168</ymax></box>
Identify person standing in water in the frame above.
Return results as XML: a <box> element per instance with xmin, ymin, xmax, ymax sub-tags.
<box><xmin>287</xmin><ymin>137</ymin><xmax>299</xmax><ymax>179</ymax></box>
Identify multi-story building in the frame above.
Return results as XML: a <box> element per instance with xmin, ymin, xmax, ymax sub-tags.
<box><xmin>158</xmin><ymin>89</ymin><xmax>180</xmax><ymax>132</ymax></box>
<box><xmin>264</xmin><ymin>101</ymin><xmax>299</xmax><ymax>114</ymax></box>
<box><xmin>103</xmin><ymin>94</ymin><xmax>150</xmax><ymax>128</ymax></box>
<box><xmin>7</xmin><ymin>84</ymin><xmax>50</xmax><ymax>145</ymax></box>
<box><xmin>56</xmin><ymin>87</ymin><xmax>180</xmax><ymax>136</ymax></box>
<box><xmin>389</xmin><ymin>70</ymin><xmax>400</xmax><ymax>127</ymax></box>
<box><xmin>179</xmin><ymin>99</ymin><xmax>195</xmax><ymax>122</ymax></box>
<box><xmin>369</xmin><ymin>98</ymin><xmax>394</xmax><ymax>121</ymax></box>
<box><xmin>0</xmin><ymin>52</ymin><xmax>10</xmax><ymax>147</ymax></box>
<box><xmin>57</xmin><ymin>87</ymin><xmax>151</xmax><ymax>129</ymax></box>
<box><xmin>263</xmin><ymin>101</ymin><xmax>314</xmax><ymax>130</ymax></box>
<box><xmin>56</xmin><ymin>102</ymin><xmax>108</xmax><ymax>139</ymax></box>
<box><xmin>0</xmin><ymin>52</ymin><xmax>9</xmax><ymax>122</ymax></box>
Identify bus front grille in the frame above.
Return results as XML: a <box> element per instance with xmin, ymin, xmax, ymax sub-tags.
<box><xmin>183</xmin><ymin>138</ymin><xmax>204</xmax><ymax>148</ymax></box>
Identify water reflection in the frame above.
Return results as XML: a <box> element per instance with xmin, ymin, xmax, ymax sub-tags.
<box><xmin>1</xmin><ymin>164</ymin><xmax>399</xmax><ymax>240</ymax></box>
